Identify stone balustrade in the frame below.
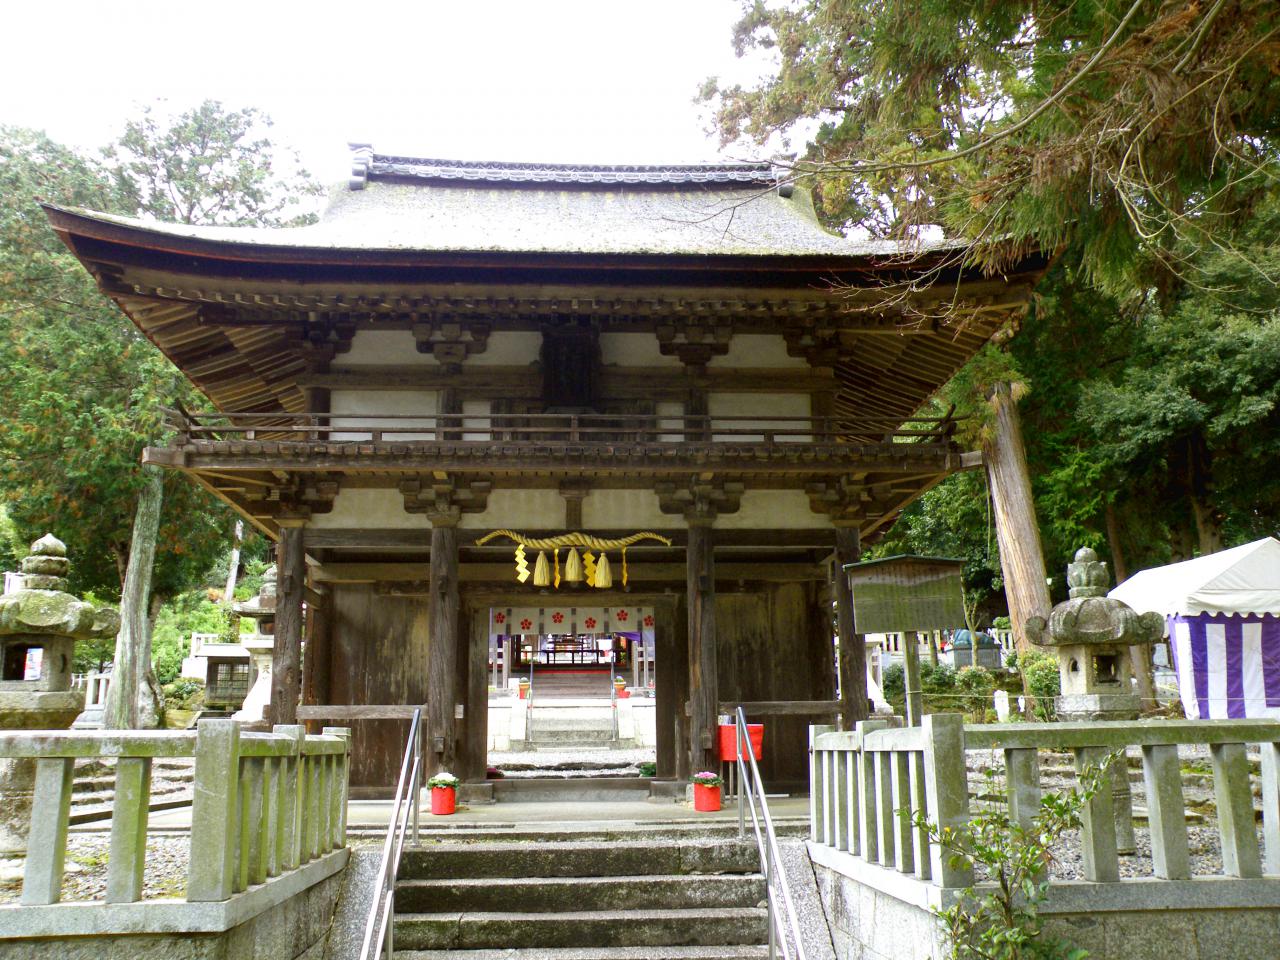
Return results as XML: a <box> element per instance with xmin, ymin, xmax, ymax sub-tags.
<box><xmin>811</xmin><ymin>715</ymin><xmax>1280</xmax><ymax>888</ymax></box>
<box><xmin>0</xmin><ymin>719</ymin><xmax>350</xmax><ymax>907</ymax></box>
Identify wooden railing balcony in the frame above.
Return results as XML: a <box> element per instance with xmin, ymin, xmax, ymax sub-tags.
<box><xmin>166</xmin><ymin>411</ymin><xmax>961</xmax><ymax>449</ymax></box>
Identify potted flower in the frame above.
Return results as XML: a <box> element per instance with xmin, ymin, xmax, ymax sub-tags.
<box><xmin>518</xmin><ymin>677</ymin><xmax>530</xmax><ymax>700</ymax></box>
<box><xmin>614</xmin><ymin>676</ymin><xmax>630</xmax><ymax>699</ymax></box>
<box><xmin>428</xmin><ymin>771</ymin><xmax>460</xmax><ymax>815</ymax></box>
<box><xmin>692</xmin><ymin>771</ymin><xmax>723</xmax><ymax>812</ymax></box>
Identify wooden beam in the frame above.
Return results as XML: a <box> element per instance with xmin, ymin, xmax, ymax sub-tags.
<box><xmin>312</xmin><ymin>561</ymin><xmax>825</xmax><ymax>584</ymax></box>
<box><xmin>304</xmin><ymin>527</ymin><xmax>837</xmax><ymax>550</ymax></box>
<box><xmin>717</xmin><ymin>700</ymin><xmax>842</xmax><ymax>717</ymax></box>
<box><xmin>296</xmin><ymin>704</ymin><xmax>424</xmax><ymax>720</ymax></box>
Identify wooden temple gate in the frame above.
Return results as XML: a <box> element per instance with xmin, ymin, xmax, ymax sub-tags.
<box><xmin>45</xmin><ymin>151</ymin><xmax>1042</xmax><ymax>791</ymax></box>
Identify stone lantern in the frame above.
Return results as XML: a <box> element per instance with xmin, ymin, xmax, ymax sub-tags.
<box><xmin>1026</xmin><ymin>546</ymin><xmax>1163</xmax><ymax>854</ymax></box>
<box><xmin>0</xmin><ymin>534</ymin><xmax>118</xmax><ymax>855</ymax></box>
<box><xmin>233</xmin><ymin>565</ymin><xmax>276</xmax><ymax>727</ymax></box>
<box><xmin>1026</xmin><ymin>547</ymin><xmax>1163</xmax><ymax>721</ymax></box>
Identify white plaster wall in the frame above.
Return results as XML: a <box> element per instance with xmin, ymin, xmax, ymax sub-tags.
<box><xmin>462</xmin><ymin>399</ymin><xmax>491</xmax><ymax>441</ymax></box>
<box><xmin>600</xmin><ymin>332</ymin><xmax>682</xmax><ymax>368</ymax></box>
<box><xmin>458</xmin><ymin>489</ymin><xmax>566</xmax><ymax>530</ymax></box>
<box><xmin>329</xmin><ymin>389</ymin><xmax>439</xmax><ymax>441</ymax></box>
<box><xmin>333</xmin><ymin>330</ymin><xmax>430</xmax><ymax>367</ymax></box>
<box><xmin>708</xmin><ymin>392</ymin><xmax>812</xmax><ymax>441</ymax></box>
<box><xmin>582</xmin><ymin>489</ymin><xmax>671</xmax><ymax>529</ymax></box>
<box><xmin>710</xmin><ymin>334</ymin><xmax>808</xmax><ymax>369</ymax></box>
<box><xmin>308</xmin><ymin>489</ymin><xmax>429</xmax><ymax>529</ymax></box>
<box><xmin>470</xmin><ymin>331</ymin><xmax>542</xmax><ymax>366</ymax></box>
<box><xmin>718</xmin><ymin>491</ymin><xmax>819</xmax><ymax>529</ymax></box>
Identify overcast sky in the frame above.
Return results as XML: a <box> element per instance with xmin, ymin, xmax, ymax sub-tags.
<box><xmin>1</xmin><ymin>1</ymin><xmax>773</xmax><ymax>184</ymax></box>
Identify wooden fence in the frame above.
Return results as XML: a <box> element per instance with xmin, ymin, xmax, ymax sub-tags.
<box><xmin>0</xmin><ymin>719</ymin><xmax>350</xmax><ymax>906</ymax></box>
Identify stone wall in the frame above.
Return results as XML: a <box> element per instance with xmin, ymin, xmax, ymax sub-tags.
<box><xmin>0</xmin><ymin>850</ymin><xmax>346</xmax><ymax>960</ymax></box>
<box><xmin>811</xmin><ymin>845</ymin><xmax>1280</xmax><ymax>960</ymax></box>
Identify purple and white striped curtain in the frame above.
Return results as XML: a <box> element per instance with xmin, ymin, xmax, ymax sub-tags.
<box><xmin>1169</xmin><ymin>614</ymin><xmax>1280</xmax><ymax>719</ymax></box>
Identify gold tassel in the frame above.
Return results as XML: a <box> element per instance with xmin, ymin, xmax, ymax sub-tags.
<box><xmin>583</xmin><ymin>550</ymin><xmax>597</xmax><ymax>587</ymax></box>
<box><xmin>594</xmin><ymin>553</ymin><xmax>613</xmax><ymax>588</ymax></box>
<box><xmin>533</xmin><ymin>550</ymin><xmax>550</xmax><ymax>587</ymax></box>
<box><xmin>564</xmin><ymin>547</ymin><xmax>583</xmax><ymax>583</ymax></box>
<box><xmin>621</xmin><ymin>547</ymin><xmax>628</xmax><ymax>586</ymax></box>
<box><xmin>515</xmin><ymin>544</ymin><xmax>529</xmax><ymax>583</ymax></box>
<box><xmin>553</xmin><ymin>548</ymin><xmax>561</xmax><ymax>589</ymax></box>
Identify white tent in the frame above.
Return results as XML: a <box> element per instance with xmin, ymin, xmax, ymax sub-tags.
<box><xmin>1108</xmin><ymin>537</ymin><xmax>1280</xmax><ymax>617</ymax></box>
<box><xmin>1109</xmin><ymin>537</ymin><xmax>1280</xmax><ymax>720</ymax></box>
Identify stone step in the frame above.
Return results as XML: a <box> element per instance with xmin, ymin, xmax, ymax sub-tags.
<box><xmin>69</xmin><ymin>780</ymin><xmax>190</xmax><ymax>809</ymax></box>
<box><xmin>394</xmin><ymin>818</ymin><xmax>809</xmax><ymax>846</ymax></box>
<box><xmin>393</xmin><ymin>947</ymin><xmax>769</xmax><ymax>960</ymax></box>
<box><xmin>401</xmin><ymin>839</ymin><xmax>760</xmax><ymax>880</ymax></box>
<box><xmin>392</xmin><ymin>907</ymin><xmax>768</xmax><ymax>951</ymax></box>
<box><xmin>490</xmin><ymin>776</ymin><xmax>652</xmax><ymax>803</ymax></box>
<box><xmin>396</xmin><ymin>873</ymin><xmax>766</xmax><ymax>913</ymax></box>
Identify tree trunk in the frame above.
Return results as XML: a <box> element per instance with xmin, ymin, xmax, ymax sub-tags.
<box><xmin>1190</xmin><ymin>496</ymin><xmax>1223</xmax><ymax>555</ymax></box>
<box><xmin>1107</xmin><ymin>502</ymin><xmax>1157</xmax><ymax>709</ymax></box>
<box><xmin>985</xmin><ymin>382</ymin><xmax>1051</xmax><ymax>653</ymax></box>
<box><xmin>222</xmin><ymin>519</ymin><xmax>243</xmax><ymax>606</ymax></box>
<box><xmin>834</xmin><ymin>526</ymin><xmax>868</xmax><ymax>729</ymax></box>
<box><xmin>104</xmin><ymin>467</ymin><xmax>164</xmax><ymax>729</ymax></box>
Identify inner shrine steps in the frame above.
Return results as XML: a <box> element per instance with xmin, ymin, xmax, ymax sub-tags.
<box><xmin>391</xmin><ymin>832</ymin><xmax>768</xmax><ymax>956</ymax></box>
<box><xmin>525</xmin><ymin>668</ymin><xmax>619</xmax><ymax>699</ymax></box>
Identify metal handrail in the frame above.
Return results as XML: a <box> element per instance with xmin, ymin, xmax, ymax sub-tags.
<box><xmin>359</xmin><ymin>707</ymin><xmax>423</xmax><ymax>960</ymax></box>
<box><xmin>735</xmin><ymin>706</ymin><xmax>807</xmax><ymax>960</ymax></box>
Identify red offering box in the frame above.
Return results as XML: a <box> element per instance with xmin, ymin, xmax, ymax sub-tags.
<box><xmin>718</xmin><ymin>723</ymin><xmax>764</xmax><ymax>762</ymax></box>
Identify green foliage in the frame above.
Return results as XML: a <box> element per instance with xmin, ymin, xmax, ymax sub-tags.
<box><xmin>106</xmin><ymin>101</ymin><xmax>323</xmax><ymax>227</ymax></box>
<box><xmin>882</xmin><ymin>662</ymin><xmax>905</xmax><ymax>699</ymax></box>
<box><xmin>956</xmin><ymin>665</ymin><xmax>996</xmax><ymax>719</ymax></box>
<box><xmin>161</xmin><ymin>677</ymin><xmax>204</xmax><ymax>712</ymax></box>
<box><xmin>704</xmin><ymin>1</ymin><xmax>1280</xmax><ymax>297</ymax></box>
<box><xmin>150</xmin><ymin>591</ymin><xmax>238</xmax><ymax>685</ymax></box>
<box><xmin>1012</xmin><ymin>652</ymin><xmax>1061</xmax><ymax>720</ymax></box>
<box><xmin>920</xmin><ymin>661</ymin><xmax>956</xmax><ymax>694</ymax></box>
<box><xmin>910</xmin><ymin>753</ymin><xmax>1120</xmax><ymax>960</ymax></box>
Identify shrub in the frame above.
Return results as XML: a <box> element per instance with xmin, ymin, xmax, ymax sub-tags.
<box><xmin>992</xmin><ymin>616</ymin><xmax>1011</xmax><ymax>631</ymax></box>
<box><xmin>162</xmin><ymin>677</ymin><xmax>204</xmax><ymax>712</ymax></box>
<box><xmin>921</xmin><ymin>662</ymin><xmax>957</xmax><ymax>693</ymax></box>
<box><xmin>882</xmin><ymin>663</ymin><xmax>905</xmax><ymax>699</ymax></box>
<box><xmin>956</xmin><ymin>666</ymin><xmax>996</xmax><ymax>720</ymax></box>
<box><xmin>637</xmin><ymin>761</ymin><xmax>657</xmax><ymax>777</ymax></box>
<box><xmin>1014</xmin><ymin>651</ymin><xmax>1061</xmax><ymax>720</ymax></box>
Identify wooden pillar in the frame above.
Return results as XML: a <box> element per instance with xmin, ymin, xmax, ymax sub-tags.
<box><xmin>270</xmin><ymin>522</ymin><xmax>305</xmax><ymax>727</ymax></box>
<box><xmin>655</xmin><ymin>598</ymin><xmax>679</xmax><ymax>778</ymax></box>
<box><xmin>460</xmin><ymin>605</ymin><xmax>488</xmax><ymax>782</ymax></box>
<box><xmin>428</xmin><ymin>520</ymin><xmax>460</xmax><ymax>776</ymax></box>
<box><xmin>687</xmin><ymin>522</ymin><xmax>718</xmax><ymax>772</ymax></box>
<box><xmin>834</xmin><ymin>525</ymin><xmax>869</xmax><ymax>729</ymax></box>
<box><xmin>673</xmin><ymin>595</ymin><xmax>692</xmax><ymax>781</ymax></box>
<box><xmin>301</xmin><ymin>581</ymin><xmax>332</xmax><ymax>732</ymax></box>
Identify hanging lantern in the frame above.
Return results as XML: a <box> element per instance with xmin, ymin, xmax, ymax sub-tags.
<box><xmin>533</xmin><ymin>551</ymin><xmax>551</xmax><ymax>587</ymax></box>
<box><xmin>564</xmin><ymin>547</ymin><xmax>584</xmax><ymax>583</ymax></box>
<box><xmin>515</xmin><ymin>544</ymin><xmax>530</xmax><ymax>583</ymax></box>
<box><xmin>594</xmin><ymin>553</ymin><xmax>613</xmax><ymax>589</ymax></box>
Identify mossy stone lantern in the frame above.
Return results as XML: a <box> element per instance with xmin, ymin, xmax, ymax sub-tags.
<box><xmin>845</xmin><ymin>555</ymin><xmax>965</xmax><ymax>726</ymax></box>
<box><xmin>232</xmin><ymin>564</ymin><xmax>277</xmax><ymax>726</ymax></box>
<box><xmin>0</xmin><ymin>534</ymin><xmax>118</xmax><ymax>855</ymax></box>
<box><xmin>1026</xmin><ymin>547</ymin><xmax>1163</xmax><ymax>722</ymax></box>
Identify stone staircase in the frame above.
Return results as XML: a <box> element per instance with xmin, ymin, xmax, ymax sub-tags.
<box><xmin>389</xmin><ymin>831</ymin><xmax>770</xmax><ymax>957</ymax></box>
<box><xmin>68</xmin><ymin>756</ymin><xmax>195</xmax><ymax>823</ymax></box>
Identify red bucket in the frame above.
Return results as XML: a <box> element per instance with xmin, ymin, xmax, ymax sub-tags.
<box><xmin>718</xmin><ymin>723</ymin><xmax>764</xmax><ymax>763</ymax></box>
<box><xmin>430</xmin><ymin>786</ymin><xmax>456</xmax><ymax>816</ymax></box>
<box><xmin>693</xmin><ymin>782</ymin><xmax>722</xmax><ymax>812</ymax></box>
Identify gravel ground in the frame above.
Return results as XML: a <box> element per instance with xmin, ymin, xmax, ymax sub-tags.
<box><xmin>0</xmin><ymin>833</ymin><xmax>190</xmax><ymax>905</ymax></box>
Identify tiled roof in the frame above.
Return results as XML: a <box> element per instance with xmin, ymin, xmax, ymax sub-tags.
<box><xmin>355</xmin><ymin>153</ymin><xmax>777</xmax><ymax>187</ymax></box>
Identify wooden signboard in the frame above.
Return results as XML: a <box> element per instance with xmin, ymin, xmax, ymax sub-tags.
<box><xmin>843</xmin><ymin>555</ymin><xmax>965</xmax><ymax>634</ymax></box>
